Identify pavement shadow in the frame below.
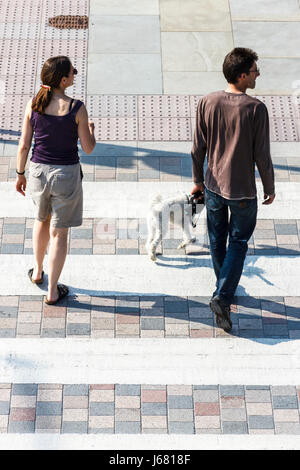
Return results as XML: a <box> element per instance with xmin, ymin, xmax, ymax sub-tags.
<box><xmin>30</xmin><ymin>254</ymin><xmax>298</xmax><ymax>345</ymax></box>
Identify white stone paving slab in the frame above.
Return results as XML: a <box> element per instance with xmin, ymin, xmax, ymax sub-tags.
<box><xmin>89</xmin><ymin>16</ymin><xmax>161</xmax><ymax>54</ymax></box>
<box><xmin>0</xmin><ymin>338</ymin><xmax>299</xmax><ymax>385</ymax></box>
<box><xmin>0</xmin><ymin>254</ymin><xmax>300</xmax><ymax>298</ymax></box>
<box><xmin>0</xmin><ymin>434</ymin><xmax>298</xmax><ymax>450</ymax></box>
<box><xmin>249</xmin><ymin>58</ymin><xmax>300</xmax><ymax>95</ymax></box>
<box><xmin>87</xmin><ymin>53</ymin><xmax>162</xmax><ymax>94</ymax></box>
<box><xmin>230</xmin><ymin>0</ymin><xmax>300</xmax><ymax>21</ymax></box>
<box><xmin>271</xmin><ymin>142</ymin><xmax>300</xmax><ymax>157</ymax></box>
<box><xmin>233</xmin><ymin>22</ymin><xmax>300</xmax><ymax>57</ymax></box>
<box><xmin>160</xmin><ymin>0</ymin><xmax>231</xmax><ymax>31</ymax></box>
<box><xmin>163</xmin><ymin>72</ymin><xmax>227</xmax><ymax>94</ymax></box>
<box><xmin>161</xmin><ymin>32</ymin><xmax>233</xmax><ymax>72</ymax></box>
<box><xmin>3</xmin><ymin>182</ymin><xmax>300</xmax><ymax>219</ymax></box>
<box><xmin>89</xmin><ymin>0</ymin><xmax>160</xmax><ymax>15</ymax></box>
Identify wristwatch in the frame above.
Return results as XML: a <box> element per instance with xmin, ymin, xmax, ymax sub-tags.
<box><xmin>16</xmin><ymin>170</ymin><xmax>25</xmax><ymax>175</ymax></box>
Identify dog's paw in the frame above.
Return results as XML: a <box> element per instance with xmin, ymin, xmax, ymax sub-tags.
<box><xmin>177</xmin><ymin>241</ymin><xmax>186</xmax><ymax>249</ymax></box>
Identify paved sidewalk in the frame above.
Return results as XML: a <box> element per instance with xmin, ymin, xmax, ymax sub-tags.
<box><xmin>0</xmin><ymin>0</ymin><xmax>300</xmax><ymax>450</ymax></box>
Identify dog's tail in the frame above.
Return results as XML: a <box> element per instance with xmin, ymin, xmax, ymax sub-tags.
<box><xmin>149</xmin><ymin>193</ymin><xmax>163</xmax><ymax>209</ymax></box>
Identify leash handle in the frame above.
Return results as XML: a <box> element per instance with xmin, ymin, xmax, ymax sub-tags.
<box><xmin>190</xmin><ymin>190</ymin><xmax>205</xmax><ymax>204</ymax></box>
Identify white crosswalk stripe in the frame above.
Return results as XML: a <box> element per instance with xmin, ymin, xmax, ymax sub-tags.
<box><xmin>3</xmin><ymin>181</ymin><xmax>300</xmax><ymax>219</ymax></box>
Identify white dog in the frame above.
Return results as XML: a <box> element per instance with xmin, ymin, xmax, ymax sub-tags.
<box><xmin>145</xmin><ymin>191</ymin><xmax>205</xmax><ymax>261</ymax></box>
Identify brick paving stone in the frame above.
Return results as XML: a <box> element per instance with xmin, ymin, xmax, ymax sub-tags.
<box><xmin>142</xmin><ymin>403</ymin><xmax>167</xmax><ymax>416</ymax></box>
<box><xmin>90</xmin><ymin>402</ymin><xmax>115</xmax><ymax>416</ymax></box>
<box><xmin>272</xmin><ymin>395</ymin><xmax>299</xmax><ymax>409</ymax></box>
<box><xmin>194</xmin><ymin>403</ymin><xmax>220</xmax><ymax>416</ymax></box>
<box><xmin>248</xmin><ymin>416</ymin><xmax>275</xmax><ymax>430</ymax></box>
<box><xmin>245</xmin><ymin>389</ymin><xmax>271</xmax><ymax>403</ymax></box>
<box><xmin>222</xmin><ymin>422</ymin><xmax>248</xmax><ymax>434</ymax></box>
<box><xmin>275</xmin><ymin>423</ymin><xmax>300</xmax><ymax>434</ymax></box>
<box><xmin>246</xmin><ymin>403</ymin><xmax>273</xmax><ymax>415</ymax></box>
<box><xmin>220</xmin><ymin>397</ymin><xmax>245</xmax><ymax>409</ymax></box>
<box><xmin>271</xmin><ymin>386</ymin><xmax>297</xmax><ymax>395</ymax></box>
<box><xmin>36</xmin><ymin>402</ymin><xmax>62</xmax><ymax>416</ymax></box>
<box><xmin>273</xmin><ymin>409</ymin><xmax>300</xmax><ymax>422</ymax></box>
<box><xmin>115</xmin><ymin>421</ymin><xmax>141</xmax><ymax>433</ymax></box>
<box><xmin>195</xmin><ymin>416</ymin><xmax>220</xmax><ymax>429</ymax></box>
<box><xmin>169</xmin><ymin>422</ymin><xmax>194</xmax><ymax>433</ymax></box>
<box><xmin>220</xmin><ymin>386</ymin><xmax>245</xmax><ymax>397</ymax></box>
<box><xmin>168</xmin><ymin>396</ymin><xmax>193</xmax><ymax>409</ymax></box>
<box><xmin>62</xmin><ymin>422</ymin><xmax>88</xmax><ymax>433</ymax></box>
<box><xmin>64</xmin><ymin>385</ymin><xmax>89</xmax><ymax>396</ymax></box>
<box><xmin>116</xmin><ymin>396</ymin><xmax>140</xmax><ymax>409</ymax></box>
<box><xmin>221</xmin><ymin>408</ymin><xmax>247</xmax><ymax>422</ymax></box>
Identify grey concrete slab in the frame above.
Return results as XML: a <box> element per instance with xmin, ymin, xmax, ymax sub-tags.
<box><xmin>248</xmin><ymin>58</ymin><xmax>300</xmax><ymax>95</ymax></box>
<box><xmin>270</xmin><ymin>142</ymin><xmax>300</xmax><ymax>158</ymax></box>
<box><xmin>160</xmin><ymin>0</ymin><xmax>231</xmax><ymax>31</ymax></box>
<box><xmin>89</xmin><ymin>16</ymin><xmax>160</xmax><ymax>54</ymax></box>
<box><xmin>79</xmin><ymin>142</ymin><xmax>138</xmax><ymax>157</ymax></box>
<box><xmin>230</xmin><ymin>0</ymin><xmax>300</xmax><ymax>21</ymax></box>
<box><xmin>137</xmin><ymin>141</ymin><xmax>192</xmax><ymax>157</ymax></box>
<box><xmin>161</xmin><ymin>32</ymin><xmax>233</xmax><ymax>71</ymax></box>
<box><xmin>90</xmin><ymin>0</ymin><xmax>159</xmax><ymax>15</ymax></box>
<box><xmin>88</xmin><ymin>54</ymin><xmax>162</xmax><ymax>94</ymax></box>
<box><xmin>163</xmin><ymin>72</ymin><xmax>227</xmax><ymax>94</ymax></box>
<box><xmin>233</xmin><ymin>22</ymin><xmax>300</xmax><ymax>57</ymax></box>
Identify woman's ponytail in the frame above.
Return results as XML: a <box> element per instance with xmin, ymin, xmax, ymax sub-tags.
<box><xmin>31</xmin><ymin>86</ymin><xmax>53</xmax><ymax>114</ymax></box>
<box><xmin>31</xmin><ymin>56</ymin><xmax>71</xmax><ymax>115</ymax></box>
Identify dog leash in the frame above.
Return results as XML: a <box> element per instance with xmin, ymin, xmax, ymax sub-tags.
<box><xmin>188</xmin><ymin>191</ymin><xmax>205</xmax><ymax>228</ymax></box>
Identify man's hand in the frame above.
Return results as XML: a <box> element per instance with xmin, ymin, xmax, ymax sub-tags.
<box><xmin>16</xmin><ymin>175</ymin><xmax>27</xmax><ymax>197</ymax></box>
<box><xmin>262</xmin><ymin>193</ymin><xmax>275</xmax><ymax>205</ymax></box>
<box><xmin>191</xmin><ymin>183</ymin><xmax>204</xmax><ymax>201</ymax></box>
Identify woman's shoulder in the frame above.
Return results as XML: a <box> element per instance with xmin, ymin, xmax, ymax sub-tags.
<box><xmin>26</xmin><ymin>97</ymin><xmax>34</xmax><ymax>120</ymax></box>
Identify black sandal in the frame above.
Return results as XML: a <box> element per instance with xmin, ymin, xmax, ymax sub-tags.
<box><xmin>28</xmin><ymin>268</ymin><xmax>44</xmax><ymax>285</ymax></box>
<box><xmin>44</xmin><ymin>284</ymin><xmax>69</xmax><ymax>305</ymax></box>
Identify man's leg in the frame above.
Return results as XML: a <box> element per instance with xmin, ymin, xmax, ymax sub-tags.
<box><xmin>205</xmin><ymin>188</ymin><xmax>228</xmax><ymax>294</ymax></box>
<box><xmin>216</xmin><ymin>198</ymin><xmax>257</xmax><ymax>306</ymax></box>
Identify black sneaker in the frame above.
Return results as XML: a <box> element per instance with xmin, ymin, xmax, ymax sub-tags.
<box><xmin>209</xmin><ymin>295</ymin><xmax>232</xmax><ymax>333</ymax></box>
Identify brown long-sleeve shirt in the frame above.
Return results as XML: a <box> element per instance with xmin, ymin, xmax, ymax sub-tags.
<box><xmin>191</xmin><ymin>91</ymin><xmax>275</xmax><ymax>200</ymax></box>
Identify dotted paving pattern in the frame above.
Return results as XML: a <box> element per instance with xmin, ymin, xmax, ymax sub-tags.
<box><xmin>1</xmin><ymin>218</ymin><xmax>300</xmax><ymax>256</ymax></box>
<box><xmin>0</xmin><ymin>383</ymin><xmax>300</xmax><ymax>434</ymax></box>
<box><xmin>0</xmin><ymin>295</ymin><xmax>299</xmax><ymax>339</ymax></box>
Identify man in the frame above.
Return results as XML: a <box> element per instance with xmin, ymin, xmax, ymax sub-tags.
<box><xmin>191</xmin><ymin>47</ymin><xmax>275</xmax><ymax>332</ymax></box>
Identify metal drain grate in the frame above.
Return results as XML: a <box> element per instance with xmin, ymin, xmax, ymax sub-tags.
<box><xmin>48</xmin><ymin>15</ymin><xmax>88</xmax><ymax>29</ymax></box>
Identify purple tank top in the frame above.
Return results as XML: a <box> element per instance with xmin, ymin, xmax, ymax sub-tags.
<box><xmin>30</xmin><ymin>99</ymin><xmax>83</xmax><ymax>165</ymax></box>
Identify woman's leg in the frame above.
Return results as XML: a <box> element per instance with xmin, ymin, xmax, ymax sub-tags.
<box><xmin>47</xmin><ymin>226</ymin><xmax>69</xmax><ymax>301</ymax></box>
<box><xmin>32</xmin><ymin>215</ymin><xmax>51</xmax><ymax>281</ymax></box>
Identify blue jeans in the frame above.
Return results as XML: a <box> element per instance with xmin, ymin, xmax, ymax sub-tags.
<box><xmin>205</xmin><ymin>187</ymin><xmax>257</xmax><ymax>306</ymax></box>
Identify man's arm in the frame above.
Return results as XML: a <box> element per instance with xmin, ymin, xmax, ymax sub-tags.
<box><xmin>191</xmin><ymin>98</ymin><xmax>207</xmax><ymax>186</ymax></box>
<box><xmin>253</xmin><ymin>102</ymin><xmax>275</xmax><ymax>204</ymax></box>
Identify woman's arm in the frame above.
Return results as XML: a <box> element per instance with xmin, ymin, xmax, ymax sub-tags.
<box><xmin>15</xmin><ymin>100</ymin><xmax>34</xmax><ymax>196</ymax></box>
<box><xmin>77</xmin><ymin>104</ymin><xmax>96</xmax><ymax>154</ymax></box>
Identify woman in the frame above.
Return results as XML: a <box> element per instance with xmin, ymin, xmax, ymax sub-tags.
<box><xmin>15</xmin><ymin>56</ymin><xmax>95</xmax><ymax>304</ymax></box>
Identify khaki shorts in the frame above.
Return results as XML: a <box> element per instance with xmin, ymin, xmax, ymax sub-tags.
<box><xmin>28</xmin><ymin>162</ymin><xmax>83</xmax><ymax>228</ymax></box>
